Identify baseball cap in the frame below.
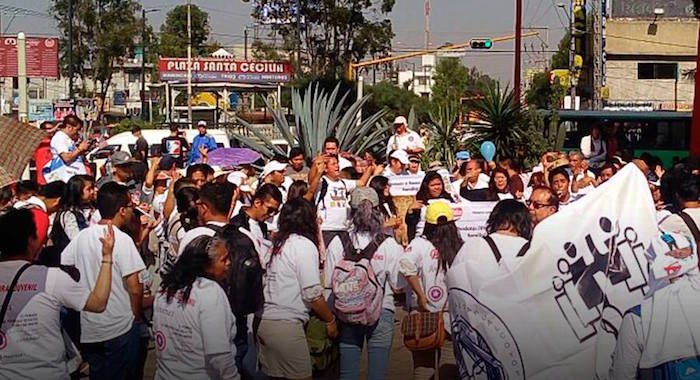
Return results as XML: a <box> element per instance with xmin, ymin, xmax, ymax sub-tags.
<box><xmin>197</xmin><ymin>120</ymin><xmax>207</xmax><ymax>127</ymax></box>
<box><xmin>456</xmin><ymin>151</ymin><xmax>470</xmax><ymax>161</ymax></box>
<box><xmin>110</xmin><ymin>151</ymin><xmax>139</xmax><ymax>166</ymax></box>
<box><xmin>428</xmin><ymin>161</ymin><xmax>444</xmax><ymax>171</ymax></box>
<box><xmin>350</xmin><ymin>187</ymin><xmax>379</xmax><ymax>209</ymax></box>
<box><xmin>339</xmin><ymin>156</ymin><xmax>353</xmax><ymax>171</ymax></box>
<box><xmin>409</xmin><ymin>154</ymin><xmax>421</xmax><ymax>164</ymax></box>
<box><xmin>261</xmin><ymin>160</ymin><xmax>288</xmax><ymax>179</ymax></box>
<box><xmin>425</xmin><ymin>201</ymin><xmax>454</xmax><ymax>225</ymax></box>
<box><xmin>393</xmin><ymin>116</ymin><xmax>407</xmax><ymax>126</ymax></box>
<box><xmin>227</xmin><ymin>171</ymin><xmax>252</xmax><ymax>192</ymax></box>
<box><xmin>390</xmin><ymin>150</ymin><xmax>410</xmax><ymax>165</ymax></box>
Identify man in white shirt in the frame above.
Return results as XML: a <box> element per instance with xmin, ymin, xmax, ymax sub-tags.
<box><xmin>43</xmin><ymin>115</ymin><xmax>89</xmax><ymax>183</ymax></box>
<box><xmin>569</xmin><ymin>151</ymin><xmax>596</xmax><ymax>194</ymax></box>
<box><xmin>323</xmin><ymin>136</ymin><xmax>353</xmax><ymax>171</ymax></box>
<box><xmin>386</xmin><ymin>116</ymin><xmax>425</xmax><ymax>156</ymax></box>
<box><xmin>61</xmin><ymin>182</ymin><xmax>147</xmax><ymax>380</ymax></box>
<box><xmin>0</xmin><ymin>207</ymin><xmax>115</xmax><ymax>380</ymax></box>
<box><xmin>549</xmin><ymin>166</ymin><xmax>582</xmax><ymax>207</ymax></box>
<box><xmin>177</xmin><ymin>182</ymin><xmax>235</xmax><ymax>257</ymax></box>
<box><xmin>454</xmin><ymin>159</ymin><xmax>490</xmax><ymax>193</ymax></box>
<box><xmin>383</xmin><ymin>149</ymin><xmax>410</xmax><ymax>177</ymax></box>
<box><xmin>407</xmin><ymin>154</ymin><xmax>425</xmax><ymax>176</ymax></box>
<box><xmin>580</xmin><ymin>124</ymin><xmax>607</xmax><ymax>167</ymax></box>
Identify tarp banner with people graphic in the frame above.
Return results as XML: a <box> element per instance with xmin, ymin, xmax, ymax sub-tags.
<box><xmin>446</xmin><ymin>164</ymin><xmax>658</xmax><ymax>379</ymax></box>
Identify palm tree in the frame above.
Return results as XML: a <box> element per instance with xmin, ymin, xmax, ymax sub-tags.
<box><xmin>230</xmin><ymin>83</ymin><xmax>390</xmax><ymax>158</ymax></box>
<box><xmin>423</xmin><ymin>102</ymin><xmax>461</xmax><ymax>169</ymax></box>
<box><xmin>468</xmin><ymin>83</ymin><xmax>528</xmax><ymax>160</ymax></box>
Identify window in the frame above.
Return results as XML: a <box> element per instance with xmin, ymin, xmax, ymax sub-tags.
<box><xmin>637</xmin><ymin>63</ymin><xmax>677</xmax><ymax>79</ymax></box>
<box><xmin>128</xmin><ymin>72</ymin><xmax>141</xmax><ymax>83</ymax></box>
<box><xmin>417</xmin><ymin>77</ymin><xmax>428</xmax><ymax>85</ymax></box>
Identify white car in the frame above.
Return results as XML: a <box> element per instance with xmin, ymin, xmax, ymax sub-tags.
<box><xmin>88</xmin><ymin>128</ymin><xmax>231</xmax><ymax>178</ymax></box>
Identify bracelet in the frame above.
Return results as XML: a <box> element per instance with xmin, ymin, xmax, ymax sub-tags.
<box><xmin>101</xmin><ymin>260</ymin><xmax>113</xmax><ymax>265</ymax></box>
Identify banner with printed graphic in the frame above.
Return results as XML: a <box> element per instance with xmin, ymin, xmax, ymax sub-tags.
<box><xmin>446</xmin><ymin>164</ymin><xmax>657</xmax><ymax>379</ymax></box>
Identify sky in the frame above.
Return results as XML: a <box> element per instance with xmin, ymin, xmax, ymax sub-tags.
<box><xmin>0</xmin><ymin>0</ymin><xmax>567</xmax><ymax>83</ymax></box>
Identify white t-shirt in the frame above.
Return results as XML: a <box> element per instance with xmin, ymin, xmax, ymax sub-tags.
<box><xmin>382</xmin><ymin>167</ymin><xmax>407</xmax><ymax>178</ymax></box>
<box><xmin>61</xmin><ymin>224</ymin><xmax>146</xmax><ymax>343</ymax></box>
<box><xmin>659</xmin><ymin>208</ymin><xmax>700</xmax><ymax>241</ymax></box>
<box><xmin>261</xmin><ymin>234</ymin><xmax>321</xmax><ymax>323</ymax></box>
<box><xmin>0</xmin><ymin>261</ymin><xmax>89</xmax><ymax>380</ymax></box>
<box><xmin>324</xmin><ymin>232</ymin><xmax>403</xmax><ymax>312</ymax></box>
<box><xmin>317</xmin><ymin>176</ymin><xmax>357</xmax><ymax>231</ymax></box>
<box><xmin>46</xmin><ymin>130</ymin><xmax>87</xmax><ymax>183</ymax></box>
<box><xmin>386</xmin><ymin>130</ymin><xmax>425</xmax><ymax>155</ymax></box>
<box><xmin>404</xmin><ymin>237</ymin><xmax>449</xmax><ymax>312</ymax></box>
<box><xmin>176</xmin><ymin>221</ymin><xmax>227</xmax><ymax>258</ymax></box>
<box><xmin>452</xmin><ymin>234</ymin><xmax>529</xmax><ymax>280</ymax></box>
<box><xmin>452</xmin><ymin>173</ymin><xmax>490</xmax><ymax>193</ymax></box>
<box><xmin>154</xmin><ymin>277</ymin><xmax>238</xmax><ymax>380</ymax></box>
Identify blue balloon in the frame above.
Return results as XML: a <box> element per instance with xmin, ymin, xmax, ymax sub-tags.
<box><xmin>480</xmin><ymin>141</ymin><xmax>496</xmax><ymax>161</ymax></box>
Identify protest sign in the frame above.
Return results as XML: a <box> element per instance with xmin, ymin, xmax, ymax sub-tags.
<box><xmin>388</xmin><ymin>174</ymin><xmax>425</xmax><ymax>196</ymax></box>
<box><xmin>446</xmin><ymin>164</ymin><xmax>657</xmax><ymax>379</ymax></box>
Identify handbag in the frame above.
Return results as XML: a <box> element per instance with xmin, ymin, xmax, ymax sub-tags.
<box><xmin>401</xmin><ymin>310</ymin><xmax>446</xmax><ymax>352</ymax></box>
<box><xmin>305</xmin><ymin>313</ymin><xmax>338</xmax><ymax>372</ymax></box>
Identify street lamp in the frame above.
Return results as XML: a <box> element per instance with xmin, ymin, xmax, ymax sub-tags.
<box><xmin>141</xmin><ymin>8</ymin><xmax>159</xmax><ymax>120</ymax></box>
<box><xmin>648</xmin><ymin>8</ymin><xmax>664</xmax><ymax>35</ymax></box>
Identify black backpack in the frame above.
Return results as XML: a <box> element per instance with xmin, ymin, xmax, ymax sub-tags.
<box><xmin>220</xmin><ymin>216</ymin><xmax>265</xmax><ymax>316</ymax></box>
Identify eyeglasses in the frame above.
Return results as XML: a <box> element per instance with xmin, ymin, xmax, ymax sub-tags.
<box><xmin>526</xmin><ymin>200</ymin><xmax>554</xmax><ymax>209</ymax></box>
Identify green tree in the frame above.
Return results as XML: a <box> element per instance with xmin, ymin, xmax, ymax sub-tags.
<box><xmin>364</xmin><ymin>81</ymin><xmax>430</xmax><ymax>122</ymax></box>
<box><xmin>551</xmin><ymin>32</ymin><xmax>570</xmax><ymax>70</ymax></box>
<box><xmin>251</xmin><ymin>0</ymin><xmax>395</xmax><ymax>79</ymax></box>
<box><xmin>51</xmin><ymin>0</ymin><xmax>141</xmax><ymax>115</ymax></box>
<box><xmin>158</xmin><ymin>4</ymin><xmax>218</xmax><ymax>57</ymax></box>
<box><xmin>431</xmin><ymin>58</ymin><xmax>497</xmax><ymax>106</ymax></box>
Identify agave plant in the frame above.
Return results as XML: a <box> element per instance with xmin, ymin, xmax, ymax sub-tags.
<box><xmin>468</xmin><ymin>83</ymin><xmax>528</xmax><ymax>160</ymax></box>
<box><xmin>423</xmin><ymin>102</ymin><xmax>461</xmax><ymax>169</ymax></box>
<box><xmin>231</xmin><ymin>82</ymin><xmax>390</xmax><ymax>159</ymax></box>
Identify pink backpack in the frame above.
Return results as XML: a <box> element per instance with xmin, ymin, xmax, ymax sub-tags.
<box><xmin>331</xmin><ymin>234</ymin><xmax>388</xmax><ymax>325</ymax></box>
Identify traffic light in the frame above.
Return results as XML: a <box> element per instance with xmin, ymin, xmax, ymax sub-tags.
<box><xmin>470</xmin><ymin>39</ymin><xmax>493</xmax><ymax>49</ymax></box>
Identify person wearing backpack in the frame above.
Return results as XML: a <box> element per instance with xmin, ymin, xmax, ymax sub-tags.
<box><xmin>176</xmin><ymin>182</ymin><xmax>235</xmax><ymax>257</ymax></box>
<box><xmin>325</xmin><ymin>187</ymin><xmax>427</xmax><ymax>380</ymax></box>
<box><xmin>610</xmin><ymin>232</ymin><xmax>700</xmax><ymax>380</ymax></box>
<box><xmin>257</xmin><ymin>198</ymin><xmax>337</xmax><ymax>380</ymax></box>
<box><xmin>226</xmin><ymin>184</ymin><xmax>282</xmax><ymax>378</ymax></box>
<box><xmin>404</xmin><ymin>201</ymin><xmax>464</xmax><ymax>380</ymax></box>
<box><xmin>452</xmin><ymin>199</ymin><xmax>532</xmax><ymax>273</ymax></box>
<box><xmin>659</xmin><ymin>172</ymin><xmax>700</xmax><ymax>246</ymax></box>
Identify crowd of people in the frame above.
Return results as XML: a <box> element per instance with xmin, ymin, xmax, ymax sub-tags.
<box><xmin>0</xmin><ymin>113</ymin><xmax>699</xmax><ymax>380</ymax></box>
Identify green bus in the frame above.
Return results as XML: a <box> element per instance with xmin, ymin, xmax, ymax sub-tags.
<box><xmin>543</xmin><ymin>110</ymin><xmax>691</xmax><ymax>168</ymax></box>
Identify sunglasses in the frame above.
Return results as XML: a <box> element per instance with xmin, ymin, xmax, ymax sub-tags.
<box><xmin>526</xmin><ymin>200</ymin><xmax>553</xmax><ymax>209</ymax></box>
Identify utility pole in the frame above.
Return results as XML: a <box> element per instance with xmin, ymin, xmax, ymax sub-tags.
<box><xmin>17</xmin><ymin>32</ymin><xmax>27</xmax><ymax>122</ymax></box>
<box><xmin>295</xmin><ymin>0</ymin><xmax>302</xmax><ymax>78</ymax></box>
<box><xmin>68</xmin><ymin>0</ymin><xmax>73</xmax><ymax>100</ymax></box>
<box><xmin>568</xmin><ymin>0</ymin><xmax>577</xmax><ymax>109</ymax></box>
<box><xmin>244</xmin><ymin>27</ymin><xmax>248</xmax><ymax>60</ymax></box>
<box><xmin>186</xmin><ymin>0</ymin><xmax>192</xmax><ymax>127</ymax></box>
<box><xmin>424</xmin><ymin>0</ymin><xmax>431</xmax><ymax>49</ymax></box>
<box><xmin>514</xmin><ymin>0</ymin><xmax>522</xmax><ymax>102</ymax></box>
<box><xmin>141</xmin><ymin>8</ymin><xmax>147</xmax><ymax>120</ymax></box>
<box><xmin>592</xmin><ymin>0</ymin><xmax>603</xmax><ymax>110</ymax></box>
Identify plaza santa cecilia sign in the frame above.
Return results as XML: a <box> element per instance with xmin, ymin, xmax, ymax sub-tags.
<box><xmin>158</xmin><ymin>58</ymin><xmax>292</xmax><ymax>83</ymax></box>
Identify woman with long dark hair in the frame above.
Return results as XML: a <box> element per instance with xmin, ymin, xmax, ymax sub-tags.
<box><xmin>405</xmin><ymin>201</ymin><xmax>463</xmax><ymax>379</ymax></box>
<box><xmin>256</xmin><ymin>198</ymin><xmax>337</xmax><ymax>380</ymax></box>
<box><xmin>162</xmin><ymin>185</ymin><xmax>199</xmax><ymax>274</ymax></box>
<box><xmin>406</xmin><ymin>171</ymin><xmax>454</xmax><ymax>241</ymax></box>
<box><xmin>50</xmin><ymin>175</ymin><xmax>96</xmax><ymax>254</ymax></box>
<box><xmin>324</xmin><ymin>188</ymin><xmax>426</xmax><ymax>380</ymax></box>
<box><xmin>487</xmin><ymin>167</ymin><xmax>514</xmax><ymax>200</ymax></box>
<box><xmin>454</xmin><ymin>199</ymin><xmax>532</xmax><ymax>268</ymax></box>
<box><xmin>369</xmin><ymin>175</ymin><xmax>402</xmax><ymax>235</ymax></box>
<box><xmin>154</xmin><ymin>235</ymin><xmax>239</xmax><ymax>380</ymax></box>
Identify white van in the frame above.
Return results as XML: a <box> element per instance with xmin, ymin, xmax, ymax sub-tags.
<box><xmin>88</xmin><ymin>128</ymin><xmax>231</xmax><ymax>177</ymax></box>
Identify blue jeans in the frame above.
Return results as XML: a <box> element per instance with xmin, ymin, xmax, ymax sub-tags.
<box><xmin>339</xmin><ymin>309</ymin><xmax>395</xmax><ymax>380</ymax></box>
<box><xmin>82</xmin><ymin>321</ymin><xmax>146</xmax><ymax>380</ymax></box>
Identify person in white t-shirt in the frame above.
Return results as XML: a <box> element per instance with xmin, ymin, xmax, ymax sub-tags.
<box><xmin>315</xmin><ymin>153</ymin><xmax>379</xmax><ymax>235</ymax></box>
<box><xmin>386</xmin><ymin>115</ymin><xmax>425</xmax><ymax>156</ymax></box>
<box><xmin>44</xmin><ymin>115</ymin><xmax>90</xmax><ymax>183</ymax></box>
<box><xmin>408</xmin><ymin>154</ymin><xmax>425</xmax><ymax>176</ymax></box>
<box><xmin>548</xmin><ymin>166</ymin><xmax>583</xmax><ymax>208</ymax></box>
<box><xmin>61</xmin><ymin>182</ymin><xmax>148</xmax><ymax>380</ymax></box>
<box><xmin>569</xmin><ymin>151</ymin><xmax>597</xmax><ymax>194</ymax></box>
<box><xmin>453</xmin><ymin>199</ymin><xmax>532</xmax><ymax>275</ymax></box>
<box><xmin>154</xmin><ymin>234</ymin><xmax>239</xmax><ymax>380</ymax></box>
<box><xmin>580</xmin><ymin>124</ymin><xmax>607</xmax><ymax>168</ymax></box>
<box><xmin>404</xmin><ymin>202</ymin><xmax>463</xmax><ymax>380</ymax></box>
<box><xmin>323</xmin><ymin>136</ymin><xmax>354</xmax><ymax>173</ymax></box>
<box><xmin>659</xmin><ymin>172</ymin><xmax>700</xmax><ymax>239</ymax></box>
<box><xmin>257</xmin><ymin>198</ymin><xmax>337</xmax><ymax>380</ymax></box>
<box><xmin>383</xmin><ymin>149</ymin><xmax>410</xmax><ymax>177</ymax></box>
<box><xmin>453</xmin><ymin>159</ymin><xmax>490</xmax><ymax>195</ymax></box>
<box><xmin>0</xmin><ymin>208</ymin><xmax>115</xmax><ymax>380</ymax></box>
<box><xmin>324</xmin><ymin>188</ymin><xmax>426</xmax><ymax>380</ymax></box>
<box><xmin>177</xmin><ymin>182</ymin><xmax>236</xmax><ymax>257</ymax></box>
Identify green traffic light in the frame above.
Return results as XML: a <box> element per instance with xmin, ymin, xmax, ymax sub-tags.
<box><xmin>484</xmin><ymin>40</ymin><xmax>492</xmax><ymax>48</ymax></box>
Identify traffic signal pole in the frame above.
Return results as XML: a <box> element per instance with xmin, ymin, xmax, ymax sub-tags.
<box><xmin>514</xmin><ymin>0</ymin><xmax>522</xmax><ymax>103</ymax></box>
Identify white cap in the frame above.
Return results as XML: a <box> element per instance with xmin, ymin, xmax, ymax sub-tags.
<box><xmin>393</xmin><ymin>116</ymin><xmax>407</xmax><ymax>126</ymax></box>
<box><xmin>339</xmin><ymin>156</ymin><xmax>353</xmax><ymax>171</ymax></box>
<box><xmin>197</xmin><ymin>120</ymin><xmax>207</xmax><ymax>127</ymax></box>
<box><xmin>261</xmin><ymin>160</ymin><xmax>288</xmax><ymax>179</ymax></box>
<box><xmin>390</xmin><ymin>149</ymin><xmax>410</xmax><ymax>165</ymax></box>
<box><xmin>227</xmin><ymin>171</ymin><xmax>252</xmax><ymax>192</ymax></box>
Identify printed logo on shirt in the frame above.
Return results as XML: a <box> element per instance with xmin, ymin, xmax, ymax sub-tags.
<box><xmin>430</xmin><ymin>249</ymin><xmax>440</xmax><ymax>260</ymax></box>
<box><xmin>428</xmin><ymin>286</ymin><xmax>444</xmax><ymax>302</ymax></box>
<box><xmin>408</xmin><ymin>136</ymin><xmax>414</xmax><ymax>142</ymax></box>
<box><xmin>0</xmin><ymin>330</ymin><xmax>7</xmax><ymax>350</ymax></box>
<box><xmin>155</xmin><ymin>330</ymin><xmax>166</xmax><ymax>351</ymax></box>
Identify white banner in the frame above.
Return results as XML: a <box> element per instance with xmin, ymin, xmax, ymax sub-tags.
<box><xmin>452</xmin><ymin>201</ymin><xmax>497</xmax><ymax>239</ymax></box>
<box><xmin>388</xmin><ymin>174</ymin><xmax>425</xmax><ymax>196</ymax></box>
<box><xmin>446</xmin><ymin>164</ymin><xmax>657</xmax><ymax>379</ymax></box>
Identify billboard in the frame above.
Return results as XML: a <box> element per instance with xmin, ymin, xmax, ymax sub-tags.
<box><xmin>0</xmin><ymin>36</ymin><xmax>59</xmax><ymax>78</ymax></box>
<box><xmin>158</xmin><ymin>58</ymin><xmax>293</xmax><ymax>83</ymax></box>
<box><xmin>27</xmin><ymin>100</ymin><xmax>54</xmax><ymax>122</ymax></box>
<box><xmin>611</xmin><ymin>0</ymin><xmax>695</xmax><ymax>18</ymax></box>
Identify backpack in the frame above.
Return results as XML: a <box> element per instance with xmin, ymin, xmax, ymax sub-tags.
<box><xmin>628</xmin><ymin>306</ymin><xmax>700</xmax><ymax>380</ymax></box>
<box><xmin>331</xmin><ymin>233</ymin><xmax>388</xmax><ymax>326</ymax></box>
<box><xmin>483</xmin><ymin>235</ymin><xmax>530</xmax><ymax>263</ymax></box>
<box><xmin>224</xmin><ymin>225</ymin><xmax>265</xmax><ymax>316</ymax></box>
